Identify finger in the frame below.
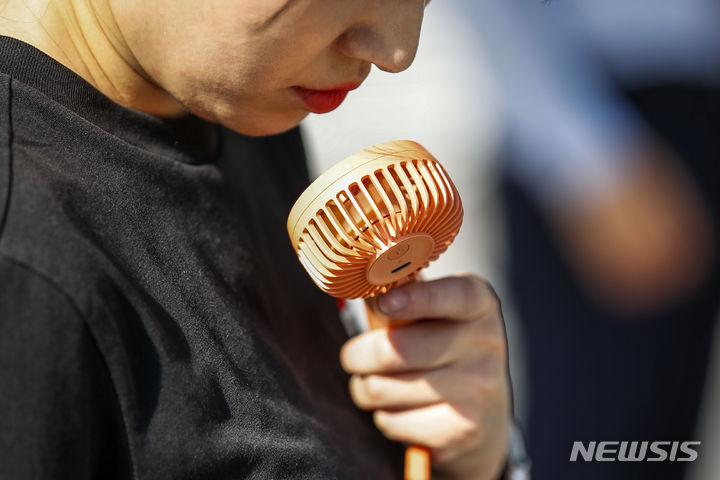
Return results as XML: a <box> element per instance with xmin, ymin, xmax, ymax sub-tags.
<box><xmin>376</xmin><ymin>275</ymin><xmax>500</xmax><ymax>322</ymax></box>
<box><xmin>349</xmin><ymin>359</ymin><xmax>504</xmax><ymax>410</ymax></box>
<box><xmin>341</xmin><ymin>318</ymin><xmax>506</xmax><ymax>374</ymax></box>
<box><xmin>341</xmin><ymin>319</ymin><xmax>506</xmax><ymax>374</ymax></box>
<box><xmin>373</xmin><ymin>402</ymin><xmax>484</xmax><ymax>458</ymax></box>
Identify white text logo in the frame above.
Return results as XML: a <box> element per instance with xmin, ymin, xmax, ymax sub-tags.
<box><xmin>569</xmin><ymin>441</ymin><xmax>700</xmax><ymax>462</ymax></box>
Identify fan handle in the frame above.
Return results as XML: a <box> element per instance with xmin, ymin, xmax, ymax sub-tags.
<box><xmin>363</xmin><ymin>277</ymin><xmax>432</xmax><ymax>480</ymax></box>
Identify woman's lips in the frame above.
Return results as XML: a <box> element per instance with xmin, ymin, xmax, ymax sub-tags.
<box><xmin>292</xmin><ymin>84</ymin><xmax>359</xmax><ymax>114</ymax></box>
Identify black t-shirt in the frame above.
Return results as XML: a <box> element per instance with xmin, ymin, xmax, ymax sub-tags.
<box><xmin>0</xmin><ymin>36</ymin><xmax>404</xmax><ymax>479</ymax></box>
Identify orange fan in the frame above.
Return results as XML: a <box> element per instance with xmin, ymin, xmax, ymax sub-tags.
<box><xmin>287</xmin><ymin>140</ymin><xmax>464</xmax><ymax>480</ymax></box>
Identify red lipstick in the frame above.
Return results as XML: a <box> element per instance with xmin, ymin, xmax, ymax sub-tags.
<box><xmin>293</xmin><ymin>83</ymin><xmax>361</xmax><ymax>114</ymax></box>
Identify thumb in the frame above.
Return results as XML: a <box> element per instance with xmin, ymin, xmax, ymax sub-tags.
<box><xmin>365</xmin><ymin>292</ymin><xmax>415</xmax><ymax>330</ymax></box>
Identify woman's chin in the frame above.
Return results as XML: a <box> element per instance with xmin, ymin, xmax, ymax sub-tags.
<box><xmin>223</xmin><ymin>110</ymin><xmax>310</xmax><ymax>137</ymax></box>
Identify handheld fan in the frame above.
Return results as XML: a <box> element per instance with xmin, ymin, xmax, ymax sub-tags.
<box><xmin>287</xmin><ymin>140</ymin><xmax>464</xmax><ymax>480</ymax></box>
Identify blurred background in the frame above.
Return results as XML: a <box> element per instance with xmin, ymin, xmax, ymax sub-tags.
<box><xmin>301</xmin><ymin>1</ymin><xmax>720</xmax><ymax>479</ymax></box>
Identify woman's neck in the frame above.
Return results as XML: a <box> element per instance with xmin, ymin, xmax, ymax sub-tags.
<box><xmin>0</xmin><ymin>0</ymin><xmax>185</xmax><ymax>116</ymax></box>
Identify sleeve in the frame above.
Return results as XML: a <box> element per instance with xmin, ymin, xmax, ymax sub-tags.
<box><xmin>0</xmin><ymin>256</ymin><xmax>131</xmax><ymax>480</ymax></box>
<box><xmin>464</xmin><ymin>0</ymin><xmax>652</xmax><ymax>211</ymax></box>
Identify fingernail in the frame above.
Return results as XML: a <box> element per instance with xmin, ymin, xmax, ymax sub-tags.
<box><xmin>378</xmin><ymin>290</ymin><xmax>408</xmax><ymax>314</ymax></box>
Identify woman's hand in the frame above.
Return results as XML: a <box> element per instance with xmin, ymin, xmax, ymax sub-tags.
<box><xmin>340</xmin><ymin>275</ymin><xmax>511</xmax><ymax>480</ymax></box>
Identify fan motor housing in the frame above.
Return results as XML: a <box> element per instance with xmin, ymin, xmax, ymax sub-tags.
<box><xmin>366</xmin><ymin>233</ymin><xmax>435</xmax><ymax>285</ymax></box>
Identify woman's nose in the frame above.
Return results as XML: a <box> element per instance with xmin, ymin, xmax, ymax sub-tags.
<box><xmin>337</xmin><ymin>1</ymin><xmax>425</xmax><ymax>73</ymax></box>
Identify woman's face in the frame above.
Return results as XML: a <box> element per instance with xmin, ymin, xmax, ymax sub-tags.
<box><xmin>111</xmin><ymin>0</ymin><xmax>427</xmax><ymax>136</ymax></box>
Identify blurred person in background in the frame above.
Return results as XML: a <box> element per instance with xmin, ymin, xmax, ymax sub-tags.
<box><xmin>467</xmin><ymin>1</ymin><xmax>720</xmax><ymax>479</ymax></box>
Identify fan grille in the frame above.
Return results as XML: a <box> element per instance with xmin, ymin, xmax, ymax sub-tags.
<box><xmin>289</xmin><ymin>141</ymin><xmax>463</xmax><ymax>299</ymax></box>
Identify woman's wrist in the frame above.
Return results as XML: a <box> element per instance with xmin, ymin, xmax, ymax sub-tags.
<box><xmin>501</xmin><ymin>421</ymin><xmax>531</xmax><ymax>480</ymax></box>
<box><xmin>432</xmin><ymin>420</ymin><xmax>531</xmax><ymax>480</ymax></box>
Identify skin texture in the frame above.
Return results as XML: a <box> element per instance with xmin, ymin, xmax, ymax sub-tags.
<box><xmin>0</xmin><ymin>1</ymin><xmax>512</xmax><ymax>478</ymax></box>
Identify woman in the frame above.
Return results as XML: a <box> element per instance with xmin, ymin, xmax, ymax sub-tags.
<box><xmin>0</xmin><ymin>1</ymin><xmax>511</xmax><ymax>478</ymax></box>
